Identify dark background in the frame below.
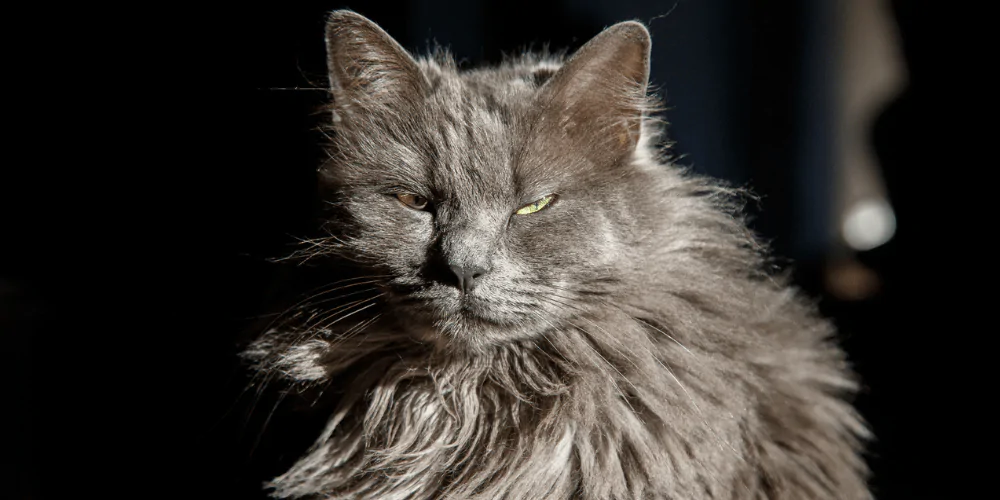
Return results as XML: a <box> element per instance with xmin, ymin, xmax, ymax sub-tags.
<box><xmin>12</xmin><ymin>1</ymin><xmax>965</xmax><ymax>498</ymax></box>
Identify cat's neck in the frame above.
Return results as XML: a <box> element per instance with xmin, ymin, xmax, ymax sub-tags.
<box><xmin>265</xmin><ymin>320</ymin><xmax>751</xmax><ymax>499</ymax></box>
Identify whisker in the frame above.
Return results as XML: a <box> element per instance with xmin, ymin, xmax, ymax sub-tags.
<box><xmin>324</xmin><ymin>311</ymin><xmax>384</xmax><ymax>351</ymax></box>
<box><xmin>299</xmin><ymin>292</ymin><xmax>383</xmax><ymax>332</ymax></box>
<box><xmin>248</xmin><ymin>386</ymin><xmax>291</xmax><ymax>461</ymax></box>
<box><xmin>310</xmin><ymin>298</ymin><xmax>384</xmax><ymax>338</ymax></box>
<box><xmin>239</xmin><ymin>283</ymin><xmax>386</xmax><ymax>432</ymax></box>
<box><xmin>240</xmin><ymin>299</ymin><xmax>385</xmax><ymax>439</ymax></box>
<box><xmin>256</xmin><ymin>276</ymin><xmax>389</xmax><ymax>335</ymax></box>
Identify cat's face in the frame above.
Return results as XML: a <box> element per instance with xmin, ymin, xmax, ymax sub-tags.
<box><xmin>317</xmin><ymin>12</ymin><xmax>652</xmax><ymax>351</ymax></box>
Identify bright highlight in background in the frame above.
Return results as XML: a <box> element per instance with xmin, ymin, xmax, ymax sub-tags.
<box><xmin>842</xmin><ymin>199</ymin><xmax>896</xmax><ymax>251</ymax></box>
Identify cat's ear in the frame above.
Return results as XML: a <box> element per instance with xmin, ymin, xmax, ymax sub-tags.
<box><xmin>534</xmin><ymin>21</ymin><xmax>651</xmax><ymax>164</ymax></box>
<box><xmin>325</xmin><ymin>11</ymin><xmax>428</xmax><ymax>122</ymax></box>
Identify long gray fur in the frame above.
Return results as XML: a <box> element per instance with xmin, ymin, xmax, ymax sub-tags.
<box><xmin>243</xmin><ymin>10</ymin><xmax>871</xmax><ymax>499</ymax></box>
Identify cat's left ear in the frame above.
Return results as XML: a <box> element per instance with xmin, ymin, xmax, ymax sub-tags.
<box><xmin>324</xmin><ymin>10</ymin><xmax>428</xmax><ymax>123</ymax></box>
<box><xmin>534</xmin><ymin>21</ymin><xmax>651</xmax><ymax>164</ymax></box>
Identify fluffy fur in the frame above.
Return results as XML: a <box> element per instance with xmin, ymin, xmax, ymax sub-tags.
<box><xmin>243</xmin><ymin>11</ymin><xmax>871</xmax><ymax>499</ymax></box>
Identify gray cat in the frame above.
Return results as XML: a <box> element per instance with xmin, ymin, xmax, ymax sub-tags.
<box><xmin>244</xmin><ymin>10</ymin><xmax>871</xmax><ymax>499</ymax></box>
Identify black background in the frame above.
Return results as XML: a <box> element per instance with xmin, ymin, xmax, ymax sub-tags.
<box><xmin>12</xmin><ymin>1</ymin><xmax>970</xmax><ymax>498</ymax></box>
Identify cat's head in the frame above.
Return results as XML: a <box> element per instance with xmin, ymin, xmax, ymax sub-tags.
<box><xmin>315</xmin><ymin>11</ymin><xmax>658</xmax><ymax>352</ymax></box>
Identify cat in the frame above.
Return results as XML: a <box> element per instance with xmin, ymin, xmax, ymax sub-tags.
<box><xmin>242</xmin><ymin>10</ymin><xmax>871</xmax><ymax>499</ymax></box>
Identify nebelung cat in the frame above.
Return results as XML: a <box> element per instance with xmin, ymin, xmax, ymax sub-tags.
<box><xmin>243</xmin><ymin>10</ymin><xmax>870</xmax><ymax>499</ymax></box>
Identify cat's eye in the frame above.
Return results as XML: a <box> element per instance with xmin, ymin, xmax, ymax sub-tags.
<box><xmin>515</xmin><ymin>194</ymin><xmax>556</xmax><ymax>215</ymax></box>
<box><xmin>395</xmin><ymin>193</ymin><xmax>430</xmax><ymax>210</ymax></box>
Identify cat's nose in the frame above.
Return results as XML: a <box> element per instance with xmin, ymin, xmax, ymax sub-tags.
<box><xmin>449</xmin><ymin>264</ymin><xmax>488</xmax><ymax>293</ymax></box>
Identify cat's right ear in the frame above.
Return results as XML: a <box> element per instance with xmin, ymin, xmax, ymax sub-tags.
<box><xmin>531</xmin><ymin>21</ymin><xmax>651</xmax><ymax>167</ymax></box>
<box><xmin>325</xmin><ymin>11</ymin><xmax>428</xmax><ymax>122</ymax></box>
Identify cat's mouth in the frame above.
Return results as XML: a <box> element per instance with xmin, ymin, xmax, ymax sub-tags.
<box><xmin>386</xmin><ymin>283</ymin><xmax>537</xmax><ymax>345</ymax></box>
<box><xmin>458</xmin><ymin>298</ymin><xmax>512</xmax><ymax>325</ymax></box>
<box><xmin>400</xmin><ymin>290</ymin><xmax>508</xmax><ymax>324</ymax></box>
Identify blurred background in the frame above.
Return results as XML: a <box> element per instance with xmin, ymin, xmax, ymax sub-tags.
<box><xmin>12</xmin><ymin>1</ymin><xmax>957</xmax><ymax>498</ymax></box>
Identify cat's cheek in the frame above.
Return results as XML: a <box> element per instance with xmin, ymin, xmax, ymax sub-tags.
<box><xmin>381</xmin><ymin>222</ymin><xmax>433</xmax><ymax>266</ymax></box>
<box><xmin>589</xmin><ymin>214</ymin><xmax>624</xmax><ymax>266</ymax></box>
<box><xmin>507</xmin><ymin>205</ymin><xmax>590</xmax><ymax>253</ymax></box>
<box><xmin>340</xmin><ymin>200</ymin><xmax>434</xmax><ymax>271</ymax></box>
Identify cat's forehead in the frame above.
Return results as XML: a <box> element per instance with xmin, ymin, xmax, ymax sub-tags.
<box><xmin>418</xmin><ymin>56</ymin><xmax>567</xmax><ymax>118</ymax></box>
<box><xmin>402</xmin><ymin>60</ymin><xmax>555</xmax><ymax>198</ymax></box>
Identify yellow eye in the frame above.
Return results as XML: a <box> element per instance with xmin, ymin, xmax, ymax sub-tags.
<box><xmin>515</xmin><ymin>194</ymin><xmax>556</xmax><ymax>215</ymax></box>
<box><xmin>395</xmin><ymin>193</ymin><xmax>429</xmax><ymax>210</ymax></box>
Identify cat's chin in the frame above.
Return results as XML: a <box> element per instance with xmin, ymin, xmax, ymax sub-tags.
<box><xmin>399</xmin><ymin>307</ymin><xmax>542</xmax><ymax>354</ymax></box>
